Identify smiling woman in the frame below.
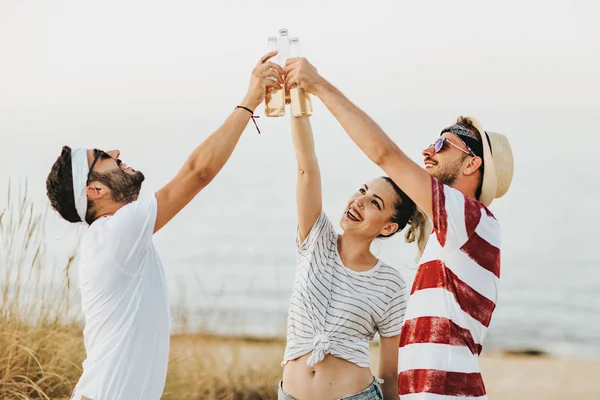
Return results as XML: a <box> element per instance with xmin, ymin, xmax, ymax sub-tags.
<box><xmin>278</xmin><ymin>115</ymin><xmax>430</xmax><ymax>400</ymax></box>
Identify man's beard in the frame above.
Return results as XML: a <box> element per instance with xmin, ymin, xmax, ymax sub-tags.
<box><xmin>433</xmin><ymin>155</ymin><xmax>466</xmax><ymax>186</ymax></box>
<box><xmin>103</xmin><ymin>168</ymin><xmax>145</xmax><ymax>203</ymax></box>
<box><xmin>85</xmin><ymin>168</ymin><xmax>145</xmax><ymax>223</ymax></box>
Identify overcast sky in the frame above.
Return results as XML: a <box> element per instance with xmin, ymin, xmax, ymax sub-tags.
<box><xmin>0</xmin><ymin>0</ymin><xmax>597</xmax><ymax>255</ymax></box>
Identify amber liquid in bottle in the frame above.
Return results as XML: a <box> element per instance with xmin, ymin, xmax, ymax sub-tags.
<box><xmin>265</xmin><ymin>30</ymin><xmax>289</xmax><ymax>117</ymax></box>
<box><xmin>289</xmin><ymin>37</ymin><xmax>312</xmax><ymax>117</ymax></box>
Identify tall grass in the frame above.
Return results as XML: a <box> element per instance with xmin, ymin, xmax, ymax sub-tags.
<box><xmin>0</xmin><ymin>180</ymin><xmax>283</xmax><ymax>399</ymax></box>
<box><xmin>0</xmin><ymin>179</ymin><xmax>83</xmax><ymax>399</ymax></box>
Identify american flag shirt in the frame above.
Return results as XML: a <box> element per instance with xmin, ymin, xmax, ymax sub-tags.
<box><xmin>398</xmin><ymin>176</ymin><xmax>501</xmax><ymax>399</ymax></box>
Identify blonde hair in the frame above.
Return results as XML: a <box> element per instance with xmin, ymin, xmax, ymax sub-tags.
<box><xmin>404</xmin><ymin>207</ymin><xmax>431</xmax><ymax>263</ymax></box>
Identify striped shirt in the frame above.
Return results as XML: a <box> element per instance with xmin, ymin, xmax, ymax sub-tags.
<box><xmin>283</xmin><ymin>212</ymin><xmax>408</xmax><ymax>368</ymax></box>
<box><xmin>398</xmin><ymin>176</ymin><xmax>501</xmax><ymax>399</ymax></box>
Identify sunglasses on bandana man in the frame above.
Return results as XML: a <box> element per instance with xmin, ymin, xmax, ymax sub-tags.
<box><xmin>429</xmin><ymin>137</ymin><xmax>476</xmax><ymax>157</ymax></box>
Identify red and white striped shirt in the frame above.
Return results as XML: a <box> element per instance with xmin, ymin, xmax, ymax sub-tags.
<box><xmin>398</xmin><ymin>177</ymin><xmax>501</xmax><ymax>400</ymax></box>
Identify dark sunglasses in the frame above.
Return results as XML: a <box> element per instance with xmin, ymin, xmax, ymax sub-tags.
<box><xmin>88</xmin><ymin>149</ymin><xmax>122</xmax><ymax>183</ymax></box>
<box><xmin>429</xmin><ymin>137</ymin><xmax>476</xmax><ymax>157</ymax></box>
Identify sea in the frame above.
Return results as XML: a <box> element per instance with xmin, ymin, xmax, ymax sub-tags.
<box><xmin>1</xmin><ymin>107</ymin><xmax>598</xmax><ymax>360</ymax></box>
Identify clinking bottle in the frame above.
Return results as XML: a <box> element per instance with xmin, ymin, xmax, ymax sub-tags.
<box><xmin>289</xmin><ymin>37</ymin><xmax>313</xmax><ymax>117</ymax></box>
<box><xmin>264</xmin><ymin>29</ymin><xmax>289</xmax><ymax>117</ymax></box>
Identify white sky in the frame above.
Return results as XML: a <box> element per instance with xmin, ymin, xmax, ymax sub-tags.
<box><xmin>0</xmin><ymin>0</ymin><xmax>598</xmax><ymax>261</ymax></box>
<box><xmin>1</xmin><ymin>0</ymin><xmax>598</xmax><ymax>117</ymax></box>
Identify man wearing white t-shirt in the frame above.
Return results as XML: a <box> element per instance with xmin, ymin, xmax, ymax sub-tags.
<box><xmin>45</xmin><ymin>52</ymin><xmax>284</xmax><ymax>400</ymax></box>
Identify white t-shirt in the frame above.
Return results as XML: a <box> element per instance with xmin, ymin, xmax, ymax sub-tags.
<box><xmin>70</xmin><ymin>195</ymin><xmax>170</xmax><ymax>400</ymax></box>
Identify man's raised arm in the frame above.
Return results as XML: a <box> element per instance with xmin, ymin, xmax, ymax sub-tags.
<box><xmin>285</xmin><ymin>57</ymin><xmax>433</xmax><ymax>218</ymax></box>
<box><xmin>154</xmin><ymin>52</ymin><xmax>284</xmax><ymax>233</ymax></box>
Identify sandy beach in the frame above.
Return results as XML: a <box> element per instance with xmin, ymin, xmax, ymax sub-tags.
<box><xmin>170</xmin><ymin>335</ymin><xmax>600</xmax><ymax>400</ymax></box>
<box><xmin>478</xmin><ymin>353</ymin><xmax>600</xmax><ymax>400</ymax></box>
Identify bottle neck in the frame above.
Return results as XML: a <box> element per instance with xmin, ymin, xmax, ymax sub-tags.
<box><xmin>278</xmin><ymin>36</ymin><xmax>289</xmax><ymax>65</ymax></box>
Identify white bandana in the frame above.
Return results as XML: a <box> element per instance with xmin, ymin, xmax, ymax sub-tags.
<box><xmin>70</xmin><ymin>148</ymin><xmax>90</xmax><ymax>224</ymax></box>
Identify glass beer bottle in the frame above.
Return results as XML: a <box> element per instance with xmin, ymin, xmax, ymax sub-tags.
<box><xmin>289</xmin><ymin>37</ymin><xmax>313</xmax><ymax>117</ymax></box>
<box><xmin>264</xmin><ymin>35</ymin><xmax>285</xmax><ymax>117</ymax></box>
<box><xmin>278</xmin><ymin>29</ymin><xmax>291</xmax><ymax>105</ymax></box>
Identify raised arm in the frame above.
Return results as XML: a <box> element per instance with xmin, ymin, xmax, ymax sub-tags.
<box><xmin>289</xmin><ymin>115</ymin><xmax>322</xmax><ymax>243</ymax></box>
<box><xmin>285</xmin><ymin>58</ymin><xmax>433</xmax><ymax>219</ymax></box>
<box><xmin>154</xmin><ymin>52</ymin><xmax>284</xmax><ymax>233</ymax></box>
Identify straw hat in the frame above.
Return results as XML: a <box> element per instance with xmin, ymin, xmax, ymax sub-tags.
<box><xmin>459</xmin><ymin>116</ymin><xmax>514</xmax><ymax>207</ymax></box>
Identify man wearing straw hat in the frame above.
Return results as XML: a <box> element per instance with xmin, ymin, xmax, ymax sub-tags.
<box><xmin>285</xmin><ymin>58</ymin><xmax>514</xmax><ymax>399</ymax></box>
<box><xmin>44</xmin><ymin>51</ymin><xmax>284</xmax><ymax>400</ymax></box>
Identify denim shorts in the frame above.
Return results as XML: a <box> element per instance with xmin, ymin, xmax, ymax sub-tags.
<box><xmin>278</xmin><ymin>377</ymin><xmax>383</xmax><ymax>400</ymax></box>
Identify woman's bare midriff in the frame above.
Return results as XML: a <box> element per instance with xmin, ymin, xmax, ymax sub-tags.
<box><xmin>282</xmin><ymin>353</ymin><xmax>373</xmax><ymax>400</ymax></box>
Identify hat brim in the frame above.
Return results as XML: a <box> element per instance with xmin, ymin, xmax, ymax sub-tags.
<box><xmin>461</xmin><ymin>117</ymin><xmax>497</xmax><ymax>207</ymax></box>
